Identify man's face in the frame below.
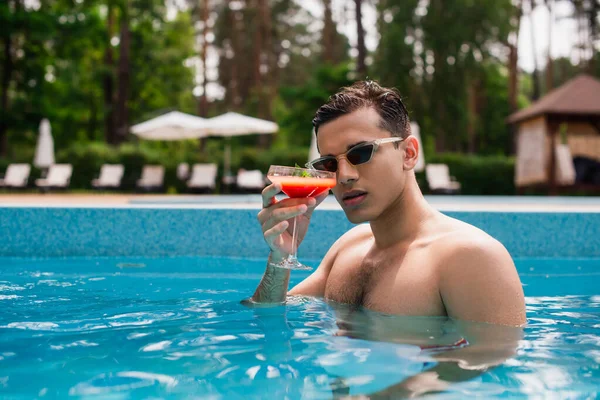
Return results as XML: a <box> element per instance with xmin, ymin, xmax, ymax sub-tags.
<box><xmin>316</xmin><ymin>107</ymin><xmax>407</xmax><ymax>223</ymax></box>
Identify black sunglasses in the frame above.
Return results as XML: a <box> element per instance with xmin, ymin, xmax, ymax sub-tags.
<box><xmin>306</xmin><ymin>137</ymin><xmax>406</xmax><ymax>173</ymax></box>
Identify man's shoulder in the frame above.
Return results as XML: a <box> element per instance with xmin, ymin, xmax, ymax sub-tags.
<box><xmin>313</xmin><ymin>224</ymin><xmax>372</xmax><ymax>277</ymax></box>
<box><xmin>431</xmin><ymin>216</ymin><xmax>513</xmax><ymax>269</ymax></box>
<box><xmin>327</xmin><ymin>223</ymin><xmax>373</xmax><ymax>256</ymax></box>
<box><xmin>339</xmin><ymin>223</ymin><xmax>373</xmax><ymax>245</ymax></box>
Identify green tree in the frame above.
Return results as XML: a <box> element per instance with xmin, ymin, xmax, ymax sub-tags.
<box><xmin>275</xmin><ymin>63</ymin><xmax>353</xmax><ymax>149</ymax></box>
<box><xmin>213</xmin><ymin>0</ymin><xmax>348</xmax><ymax>115</ymax></box>
<box><xmin>1</xmin><ymin>0</ymin><xmax>196</xmax><ymax>157</ymax></box>
<box><xmin>1</xmin><ymin>0</ymin><xmax>107</xmax><ymax>156</ymax></box>
<box><xmin>128</xmin><ymin>5</ymin><xmax>196</xmax><ymax>124</ymax></box>
<box><xmin>372</xmin><ymin>0</ymin><xmax>516</xmax><ymax>155</ymax></box>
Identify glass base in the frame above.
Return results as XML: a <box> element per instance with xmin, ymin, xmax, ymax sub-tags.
<box><xmin>270</xmin><ymin>257</ymin><xmax>313</xmax><ymax>271</ymax></box>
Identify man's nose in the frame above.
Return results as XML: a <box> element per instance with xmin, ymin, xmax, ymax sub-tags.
<box><xmin>337</xmin><ymin>158</ymin><xmax>358</xmax><ymax>185</ymax></box>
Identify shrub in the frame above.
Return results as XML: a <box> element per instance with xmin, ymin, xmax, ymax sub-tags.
<box><xmin>3</xmin><ymin>144</ymin><xmax>515</xmax><ymax>195</ymax></box>
<box><xmin>55</xmin><ymin>142</ymin><xmax>119</xmax><ymax>189</ymax></box>
<box><xmin>115</xmin><ymin>144</ymin><xmax>163</xmax><ymax>190</ymax></box>
<box><xmin>425</xmin><ymin>153</ymin><xmax>515</xmax><ymax>195</ymax></box>
<box><xmin>237</xmin><ymin>146</ymin><xmax>310</xmax><ymax>173</ymax></box>
<box><xmin>54</xmin><ymin>142</ymin><xmax>189</xmax><ymax>192</ymax></box>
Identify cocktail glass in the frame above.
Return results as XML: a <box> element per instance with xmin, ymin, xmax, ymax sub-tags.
<box><xmin>267</xmin><ymin>165</ymin><xmax>337</xmax><ymax>270</ymax></box>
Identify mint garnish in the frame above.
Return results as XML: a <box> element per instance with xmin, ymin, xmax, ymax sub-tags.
<box><xmin>294</xmin><ymin>163</ymin><xmax>311</xmax><ymax>177</ymax></box>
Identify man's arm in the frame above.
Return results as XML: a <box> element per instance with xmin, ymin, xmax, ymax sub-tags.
<box><xmin>249</xmin><ymin>234</ymin><xmax>341</xmax><ymax>304</ymax></box>
<box><xmin>248</xmin><ymin>183</ymin><xmax>335</xmax><ymax>305</ymax></box>
<box><xmin>352</xmin><ymin>236</ymin><xmax>526</xmax><ymax>398</ymax></box>
<box><xmin>440</xmin><ymin>236</ymin><xmax>526</xmax><ymax>326</ymax></box>
<box><xmin>361</xmin><ymin>321</ymin><xmax>524</xmax><ymax>399</ymax></box>
<box><xmin>248</xmin><ymin>252</ymin><xmax>292</xmax><ymax>304</ymax></box>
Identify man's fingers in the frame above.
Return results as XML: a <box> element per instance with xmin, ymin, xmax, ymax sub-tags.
<box><xmin>264</xmin><ymin>220</ymin><xmax>289</xmax><ymax>241</ymax></box>
<box><xmin>261</xmin><ymin>183</ymin><xmax>281</xmax><ymax>208</ymax></box>
<box><xmin>306</xmin><ymin>191</ymin><xmax>329</xmax><ymax>210</ymax></box>
<box><xmin>271</xmin><ymin>204</ymin><xmax>307</xmax><ymax>221</ymax></box>
<box><xmin>258</xmin><ymin>198</ymin><xmax>313</xmax><ymax>223</ymax></box>
<box><xmin>303</xmin><ymin>191</ymin><xmax>330</xmax><ymax>218</ymax></box>
<box><xmin>260</xmin><ymin>204</ymin><xmax>307</xmax><ymax>232</ymax></box>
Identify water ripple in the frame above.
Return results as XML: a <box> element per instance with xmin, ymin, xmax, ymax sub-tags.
<box><xmin>0</xmin><ymin>257</ymin><xmax>598</xmax><ymax>399</ymax></box>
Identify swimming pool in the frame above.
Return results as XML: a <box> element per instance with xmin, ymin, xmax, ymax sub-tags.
<box><xmin>1</xmin><ymin>206</ymin><xmax>599</xmax><ymax>398</ymax></box>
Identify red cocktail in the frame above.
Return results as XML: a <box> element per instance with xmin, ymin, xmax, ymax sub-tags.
<box><xmin>268</xmin><ymin>176</ymin><xmax>337</xmax><ymax>198</ymax></box>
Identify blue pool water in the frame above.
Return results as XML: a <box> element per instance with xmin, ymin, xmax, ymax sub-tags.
<box><xmin>1</xmin><ymin>256</ymin><xmax>599</xmax><ymax>399</ymax></box>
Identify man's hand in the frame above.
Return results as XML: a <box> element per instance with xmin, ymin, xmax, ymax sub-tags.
<box><xmin>257</xmin><ymin>182</ymin><xmax>328</xmax><ymax>261</ymax></box>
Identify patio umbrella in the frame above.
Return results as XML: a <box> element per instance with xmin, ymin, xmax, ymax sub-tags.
<box><xmin>130</xmin><ymin>111</ymin><xmax>210</xmax><ymax>140</ymax></box>
<box><xmin>34</xmin><ymin>118</ymin><xmax>55</xmax><ymax>169</ymax></box>
<box><xmin>205</xmin><ymin>112</ymin><xmax>278</xmax><ymax>178</ymax></box>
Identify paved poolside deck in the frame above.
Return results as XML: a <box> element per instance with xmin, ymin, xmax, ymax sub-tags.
<box><xmin>0</xmin><ymin>193</ymin><xmax>598</xmax><ymax>212</ymax></box>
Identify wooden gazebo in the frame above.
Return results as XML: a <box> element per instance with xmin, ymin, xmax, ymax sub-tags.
<box><xmin>507</xmin><ymin>74</ymin><xmax>600</xmax><ymax>194</ymax></box>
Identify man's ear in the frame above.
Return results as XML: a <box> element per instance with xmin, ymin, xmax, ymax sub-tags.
<box><xmin>403</xmin><ymin>136</ymin><xmax>419</xmax><ymax>170</ymax></box>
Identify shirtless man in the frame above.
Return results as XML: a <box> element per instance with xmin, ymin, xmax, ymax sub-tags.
<box><xmin>251</xmin><ymin>80</ymin><xmax>526</xmax><ymax>327</ymax></box>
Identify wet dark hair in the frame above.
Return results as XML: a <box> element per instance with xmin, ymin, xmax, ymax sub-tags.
<box><xmin>312</xmin><ymin>80</ymin><xmax>410</xmax><ymax>138</ymax></box>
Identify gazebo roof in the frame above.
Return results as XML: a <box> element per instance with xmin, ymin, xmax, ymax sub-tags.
<box><xmin>507</xmin><ymin>74</ymin><xmax>600</xmax><ymax>124</ymax></box>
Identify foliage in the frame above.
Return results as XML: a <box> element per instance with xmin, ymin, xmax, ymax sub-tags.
<box><xmin>1</xmin><ymin>0</ymin><xmax>599</xmax><ymax>196</ymax></box>
<box><xmin>274</xmin><ymin>63</ymin><xmax>353</xmax><ymax>149</ymax></box>
<box><xmin>426</xmin><ymin>153</ymin><xmax>515</xmax><ymax>195</ymax></box>
<box><xmin>54</xmin><ymin>141</ymin><xmax>201</xmax><ymax>192</ymax></box>
<box><xmin>236</xmin><ymin>146</ymin><xmax>310</xmax><ymax>173</ymax></box>
<box><xmin>128</xmin><ymin>8</ymin><xmax>196</xmax><ymax>123</ymax></box>
<box><xmin>373</xmin><ymin>0</ymin><xmax>516</xmax><ymax>155</ymax></box>
<box><xmin>1</xmin><ymin>0</ymin><xmax>196</xmax><ymax>156</ymax></box>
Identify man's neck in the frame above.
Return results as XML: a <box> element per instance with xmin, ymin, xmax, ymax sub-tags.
<box><xmin>369</xmin><ymin>177</ymin><xmax>437</xmax><ymax>249</ymax></box>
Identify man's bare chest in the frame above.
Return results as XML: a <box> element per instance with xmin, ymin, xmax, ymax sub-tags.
<box><xmin>323</xmin><ymin>251</ymin><xmax>445</xmax><ymax>316</ymax></box>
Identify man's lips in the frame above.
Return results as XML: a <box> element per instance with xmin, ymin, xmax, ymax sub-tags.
<box><xmin>342</xmin><ymin>190</ymin><xmax>367</xmax><ymax>200</ymax></box>
<box><xmin>342</xmin><ymin>190</ymin><xmax>368</xmax><ymax>206</ymax></box>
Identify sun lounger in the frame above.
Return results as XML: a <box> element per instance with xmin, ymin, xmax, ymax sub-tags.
<box><xmin>91</xmin><ymin>164</ymin><xmax>124</xmax><ymax>189</ymax></box>
<box><xmin>425</xmin><ymin>164</ymin><xmax>461</xmax><ymax>194</ymax></box>
<box><xmin>187</xmin><ymin>163</ymin><xmax>217</xmax><ymax>192</ymax></box>
<box><xmin>136</xmin><ymin>165</ymin><xmax>165</xmax><ymax>192</ymax></box>
<box><xmin>0</xmin><ymin>164</ymin><xmax>31</xmax><ymax>188</ymax></box>
<box><xmin>236</xmin><ymin>169</ymin><xmax>266</xmax><ymax>193</ymax></box>
<box><xmin>35</xmin><ymin>164</ymin><xmax>73</xmax><ymax>190</ymax></box>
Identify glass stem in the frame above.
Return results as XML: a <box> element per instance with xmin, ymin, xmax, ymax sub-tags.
<box><xmin>290</xmin><ymin>215</ymin><xmax>298</xmax><ymax>261</ymax></box>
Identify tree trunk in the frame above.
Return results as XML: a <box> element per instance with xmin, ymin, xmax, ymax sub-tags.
<box><xmin>252</xmin><ymin>0</ymin><xmax>262</xmax><ymax>90</ymax></box>
<box><xmin>545</xmin><ymin>0</ymin><xmax>554</xmax><ymax>92</ymax></box>
<box><xmin>528</xmin><ymin>0</ymin><xmax>541</xmax><ymax>100</ymax></box>
<box><xmin>0</xmin><ymin>22</ymin><xmax>13</xmax><ymax>157</ymax></box>
<box><xmin>88</xmin><ymin>95</ymin><xmax>98</xmax><ymax>141</ymax></box>
<box><xmin>115</xmin><ymin>3</ymin><xmax>131</xmax><ymax>144</ymax></box>
<box><xmin>103</xmin><ymin>4</ymin><xmax>116</xmax><ymax>144</ymax></box>
<box><xmin>354</xmin><ymin>0</ymin><xmax>367</xmax><ymax>76</ymax></box>
<box><xmin>430</xmin><ymin>1</ymin><xmax>446</xmax><ymax>152</ymax></box>
<box><xmin>228</xmin><ymin>0</ymin><xmax>240</xmax><ymax>109</ymax></box>
<box><xmin>322</xmin><ymin>0</ymin><xmax>335</xmax><ymax>63</ymax></box>
<box><xmin>258</xmin><ymin>0</ymin><xmax>272</xmax><ymax>147</ymax></box>
<box><xmin>506</xmin><ymin>0</ymin><xmax>522</xmax><ymax>155</ymax></box>
<box><xmin>0</xmin><ymin>0</ymin><xmax>19</xmax><ymax>157</ymax></box>
<box><xmin>466</xmin><ymin>80</ymin><xmax>478</xmax><ymax>153</ymax></box>
<box><xmin>198</xmin><ymin>0</ymin><xmax>209</xmax><ymax>118</ymax></box>
<box><xmin>587</xmin><ymin>0</ymin><xmax>598</xmax><ymax>71</ymax></box>
<box><xmin>508</xmin><ymin>44</ymin><xmax>519</xmax><ymax>111</ymax></box>
<box><xmin>508</xmin><ymin>1</ymin><xmax>522</xmax><ymax>113</ymax></box>
<box><xmin>573</xmin><ymin>2</ymin><xmax>586</xmax><ymax>68</ymax></box>
<box><xmin>259</xmin><ymin>0</ymin><xmax>271</xmax><ymax>110</ymax></box>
